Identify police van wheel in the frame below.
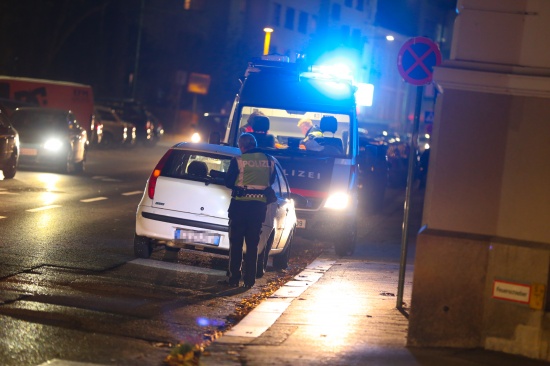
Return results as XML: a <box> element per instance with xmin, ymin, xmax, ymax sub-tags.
<box><xmin>273</xmin><ymin>227</ymin><xmax>294</xmax><ymax>270</ymax></box>
<box><xmin>335</xmin><ymin>223</ymin><xmax>357</xmax><ymax>257</ymax></box>
<box><xmin>134</xmin><ymin>234</ymin><xmax>153</xmax><ymax>258</ymax></box>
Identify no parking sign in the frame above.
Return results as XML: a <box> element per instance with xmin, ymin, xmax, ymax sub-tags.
<box><xmin>397</xmin><ymin>37</ymin><xmax>442</xmax><ymax>86</ymax></box>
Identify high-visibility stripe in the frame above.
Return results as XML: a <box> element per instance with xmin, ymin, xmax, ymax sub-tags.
<box><xmin>290</xmin><ymin>188</ymin><xmax>328</xmax><ymax>198</ymax></box>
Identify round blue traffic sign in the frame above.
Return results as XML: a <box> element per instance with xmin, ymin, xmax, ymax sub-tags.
<box><xmin>397</xmin><ymin>37</ymin><xmax>442</xmax><ymax>86</ymax></box>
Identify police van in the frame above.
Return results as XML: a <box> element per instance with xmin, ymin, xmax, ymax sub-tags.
<box><xmin>224</xmin><ymin>56</ymin><xmax>359</xmax><ymax>256</ymax></box>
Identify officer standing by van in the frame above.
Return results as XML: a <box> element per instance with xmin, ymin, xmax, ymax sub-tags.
<box><xmin>218</xmin><ymin>133</ymin><xmax>275</xmax><ymax>289</ymax></box>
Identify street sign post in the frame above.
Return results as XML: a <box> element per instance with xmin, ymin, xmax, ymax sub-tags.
<box><xmin>396</xmin><ymin>37</ymin><xmax>441</xmax><ymax>311</ymax></box>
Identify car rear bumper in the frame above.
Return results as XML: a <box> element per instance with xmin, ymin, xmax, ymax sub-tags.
<box><xmin>136</xmin><ymin>205</ymin><xmax>231</xmax><ymax>251</ymax></box>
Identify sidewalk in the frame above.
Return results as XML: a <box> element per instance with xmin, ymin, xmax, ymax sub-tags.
<box><xmin>201</xmin><ymin>253</ymin><xmax>549</xmax><ymax>366</ymax></box>
<box><xmin>159</xmin><ymin>133</ymin><xmax>548</xmax><ymax>365</ymax></box>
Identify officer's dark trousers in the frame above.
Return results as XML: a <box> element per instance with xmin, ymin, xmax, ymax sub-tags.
<box><xmin>227</xmin><ymin>199</ymin><xmax>267</xmax><ymax>286</ymax></box>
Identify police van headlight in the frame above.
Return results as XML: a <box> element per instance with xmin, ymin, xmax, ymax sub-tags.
<box><xmin>324</xmin><ymin>192</ymin><xmax>350</xmax><ymax>210</ymax></box>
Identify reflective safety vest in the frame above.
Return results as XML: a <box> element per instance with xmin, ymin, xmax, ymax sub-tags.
<box><xmin>233</xmin><ymin>152</ymin><xmax>273</xmax><ymax>203</ymax></box>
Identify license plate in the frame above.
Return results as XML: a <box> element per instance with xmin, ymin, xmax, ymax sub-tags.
<box><xmin>174</xmin><ymin>229</ymin><xmax>220</xmax><ymax>246</ymax></box>
<box><xmin>296</xmin><ymin>219</ymin><xmax>306</xmax><ymax>229</ymax></box>
<box><xmin>21</xmin><ymin>148</ymin><xmax>38</xmax><ymax>156</ymax></box>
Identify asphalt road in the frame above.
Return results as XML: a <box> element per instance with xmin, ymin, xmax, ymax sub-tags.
<box><xmin>0</xmin><ymin>141</ymin><xmax>423</xmax><ymax>366</ymax></box>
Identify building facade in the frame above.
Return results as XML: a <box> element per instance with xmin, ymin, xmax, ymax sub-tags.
<box><xmin>408</xmin><ymin>0</ymin><xmax>550</xmax><ymax>361</ymax></box>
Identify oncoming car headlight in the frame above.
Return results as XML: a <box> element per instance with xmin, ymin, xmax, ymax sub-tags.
<box><xmin>44</xmin><ymin>138</ymin><xmax>64</xmax><ymax>151</ymax></box>
<box><xmin>191</xmin><ymin>132</ymin><xmax>201</xmax><ymax>143</ymax></box>
<box><xmin>324</xmin><ymin>192</ymin><xmax>350</xmax><ymax>210</ymax></box>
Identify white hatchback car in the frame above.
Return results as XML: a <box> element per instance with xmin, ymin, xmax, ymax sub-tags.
<box><xmin>135</xmin><ymin>142</ymin><xmax>297</xmax><ymax>272</ymax></box>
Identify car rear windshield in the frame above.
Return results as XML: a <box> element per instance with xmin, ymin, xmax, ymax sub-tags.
<box><xmin>12</xmin><ymin>110</ymin><xmax>72</xmax><ymax>130</ymax></box>
<box><xmin>161</xmin><ymin>149</ymin><xmax>232</xmax><ymax>185</ymax></box>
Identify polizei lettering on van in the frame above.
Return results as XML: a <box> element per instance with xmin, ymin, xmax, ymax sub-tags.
<box><xmin>284</xmin><ymin>169</ymin><xmax>321</xmax><ymax>180</ymax></box>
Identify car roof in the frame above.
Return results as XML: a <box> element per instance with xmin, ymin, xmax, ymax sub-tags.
<box><xmin>171</xmin><ymin>142</ymin><xmax>240</xmax><ymax>157</ymax></box>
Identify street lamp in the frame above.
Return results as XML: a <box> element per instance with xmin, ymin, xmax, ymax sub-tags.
<box><xmin>263</xmin><ymin>27</ymin><xmax>273</xmax><ymax>55</ymax></box>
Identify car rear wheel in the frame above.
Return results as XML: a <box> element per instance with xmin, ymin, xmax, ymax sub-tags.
<box><xmin>58</xmin><ymin>149</ymin><xmax>75</xmax><ymax>174</ymax></box>
<box><xmin>74</xmin><ymin>150</ymin><xmax>86</xmax><ymax>174</ymax></box>
<box><xmin>134</xmin><ymin>234</ymin><xmax>153</xmax><ymax>258</ymax></box>
<box><xmin>2</xmin><ymin>155</ymin><xmax>17</xmax><ymax>179</ymax></box>
<box><xmin>273</xmin><ymin>227</ymin><xmax>294</xmax><ymax>270</ymax></box>
<box><xmin>101</xmin><ymin>132</ymin><xmax>115</xmax><ymax>148</ymax></box>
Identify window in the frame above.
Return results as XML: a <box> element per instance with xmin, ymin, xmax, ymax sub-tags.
<box><xmin>356</xmin><ymin>0</ymin><xmax>364</xmax><ymax>11</ymax></box>
<box><xmin>285</xmin><ymin>7</ymin><xmax>295</xmax><ymax>30</ymax></box>
<box><xmin>162</xmin><ymin>150</ymin><xmax>231</xmax><ymax>183</ymax></box>
<box><xmin>331</xmin><ymin>3</ymin><xmax>341</xmax><ymax>21</ymax></box>
<box><xmin>276</xmin><ymin>165</ymin><xmax>290</xmax><ymax>198</ymax></box>
<box><xmin>272</xmin><ymin>3</ymin><xmax>282</xmax><ymax>27</ymax></box>
<box><xmin>272</xmin><ymin>167</ymin><xmax>282</xmax><ymax>197</ymax></box>
<box><xmin>0</xmin><ymin>111</ymin><xmax>9</xmax><ymax>128</ymax></box>
<box><xmin>345</xmin><ymin>0</ymin><xmax>353</xmax><ymax>7</ymax></box>
<box><xmin>352</xmin><ymin>28</ymin><xmax>361</xmax><ymax>48</ymax></box>
<box><xmin>298</xmin><ymin>11</ymin><xmax>308</xmax><ymax>34</ymax></box>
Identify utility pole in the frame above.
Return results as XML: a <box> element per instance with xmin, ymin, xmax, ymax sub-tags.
<box><xmin>132</xmin><ymin>0</ymin><xmax>145</xmax><ymax>100</ymax></box>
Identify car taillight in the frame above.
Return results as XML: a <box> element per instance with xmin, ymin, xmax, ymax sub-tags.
<box><xmin>147</xmin><ymin>149</ymin><xmax>173</xmax><ymax>199</ymax></box>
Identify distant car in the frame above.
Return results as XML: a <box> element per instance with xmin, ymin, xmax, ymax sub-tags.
<box><xmin>10</xmin><ymin>107</ymin><xmax>88</xmax><ymax>174</ymax></box>
<box><xmin>0</xmin><ymin>103</ymin><xmax>19</xmax><ymax>179</ymax></box>
<box><xmin>94</xmin><ymin>106</ymin><xmax>136</xmax><ymax>148</ymax></box>
<box><xmin>97</xmin><ymin>99</ymin><xmax>161</xmax><ymax>146</ymax></box>
<box><xmin>134</xmin><ymin>142</ymin><xmax>297</xmax><ymax>273</ymax></box>
<box><xmin>190</xmin><ymin>112</ymin><xmax>228</xmax><ymax>144</ymax></box>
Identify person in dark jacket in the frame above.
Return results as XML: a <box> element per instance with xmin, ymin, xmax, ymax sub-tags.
<box><xmin>251</xmin><ymin>115</ymin><xmax>276</xmax><ymax>148</ymax></box>
<box><xmin>218</xmin><ymin>133</ymin><xmax>275</xmax><ymax>289</ymax></box>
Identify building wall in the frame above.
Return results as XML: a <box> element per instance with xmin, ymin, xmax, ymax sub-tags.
<box><xmin>408</xmin><ymin>0</ymin><xmax>550</xmax><ymax>360</ymax></box>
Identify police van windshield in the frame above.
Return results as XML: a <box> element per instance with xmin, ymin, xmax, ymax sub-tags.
<box><xmin>238</xmin><ymin>106</ymin><xmax>350</xmax><ymax>157</ymax></box>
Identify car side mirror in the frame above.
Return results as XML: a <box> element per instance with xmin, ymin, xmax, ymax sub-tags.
<box><xmin>290</xmin><ymin>192</ymin><xmax>309</xmax><ymax>208</ymax></box>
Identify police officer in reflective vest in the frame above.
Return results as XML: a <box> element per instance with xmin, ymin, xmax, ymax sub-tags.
<box><xmin>218</xmin><ymin>133</ymin><xmax>275</xmax><ymax>289</ymax></box>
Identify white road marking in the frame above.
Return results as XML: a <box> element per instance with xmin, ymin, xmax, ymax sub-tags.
<box><xmin>91</xmin><ymin>175</ymin><xmax>121</xmax><ymax>182</ymax></box>
<box><xmin>26</xmin><ymin>205</ymin><xmax>62</xmax><ymax>212</ymax></box>
<box><xmin>80</xmin><ymin>197</ymin><xmax>108</xmax><ymax>203</ymax></box>
<box><xmin>0</xmin><ymin>216</ymin><xmax>6</xmax><ymax>219</ymax></box>
<box><xmin>122</xmin><ymin>191</ymin><xmax>143</xmax><ymax>196</ymax></box>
